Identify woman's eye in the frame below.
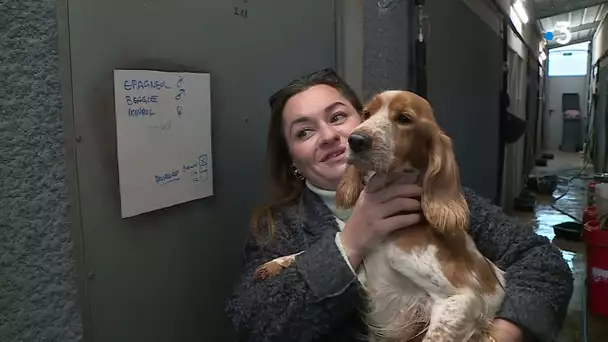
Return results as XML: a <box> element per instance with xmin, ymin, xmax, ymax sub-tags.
<box><xmin>331</xmin><ymin>112</ymin><xmax>347</xmax><ymax>123</ymax></box>
<box><xmin>296</xmin><ymin>129</ymin><xmax>313</xmax><ymax>139</ymax></box>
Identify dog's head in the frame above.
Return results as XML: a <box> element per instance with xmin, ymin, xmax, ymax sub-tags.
<box><xmin>335</xmin><ymin>90</ymin><xmax>468</xmax><ymax>233</ymax></box>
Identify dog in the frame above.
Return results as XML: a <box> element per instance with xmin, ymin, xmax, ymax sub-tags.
<box><xmin>254</xmin><ymin>91</ymin><xmax>505</xmax><ymax>342</ymax></box>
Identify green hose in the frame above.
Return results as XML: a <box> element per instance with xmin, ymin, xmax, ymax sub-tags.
<box><xmin>582</xmin><ymin>276</ymin><xmax>589</xmax><ymax>342</ymax></box>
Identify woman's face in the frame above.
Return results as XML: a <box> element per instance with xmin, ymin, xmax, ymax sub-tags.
<box><xmin>282</xmin><ymin>84</ymin><xmax>362</xmax><ymax>190</ymax></box>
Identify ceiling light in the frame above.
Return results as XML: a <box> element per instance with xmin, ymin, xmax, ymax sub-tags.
<box><xmin>513</xmin><ymin>0</ymin><xmax>529</xmax><ymax>24</ymax></box>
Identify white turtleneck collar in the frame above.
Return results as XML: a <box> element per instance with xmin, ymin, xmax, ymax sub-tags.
<box><xmin>305</xmin><ymin>181</ymin><xmax>353</xmax><ymax>224</ymax></box>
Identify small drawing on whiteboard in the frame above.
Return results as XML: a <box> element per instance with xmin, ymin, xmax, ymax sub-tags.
<box><xmin>183</xmin><ymin>160</ymin><xmax>202</xmax><ymax>183</ymax></box>
<box><xmin>176</xmin><ymin>75</ymin><xmax>186</xmax><ymax>118</ymax></box>
<box><xmin>199</xmin><ymin>154</ymin><xmax>209</xmax><ymax>182</ymax></box>
<box><xmin>114</xmin><ymin>69</ymin><xmax>213</xmax><ymax>218</ymax></box>
<box><xmin>148</xmin><ymin>120</ymin><xmax>172</xmax><ymax>131</ymax></box>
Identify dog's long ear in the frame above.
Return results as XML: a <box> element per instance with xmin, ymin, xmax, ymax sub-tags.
<box><xmin>336</xmin><ymin>165</ymin><xmax>364</xmax><ymax>209</ymax></box>
<box><xmin>421</xmin><ymin>130</ymin><xmax>469</xmax><ymax>234</ymax></box>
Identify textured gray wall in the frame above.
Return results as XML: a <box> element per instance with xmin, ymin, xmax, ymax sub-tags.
<box><xmin>362</xmin><ymin>0</ymin><xmax>411</xmax><ymax>100</ymax></box>
<box><xmin>0</xmin><ymin>1</ymin><xmax>82</xmax><ymax>341</ymax></box>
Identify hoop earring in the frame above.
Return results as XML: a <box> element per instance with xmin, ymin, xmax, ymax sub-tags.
<box><xmin>291</xmin><ymin>163</ymin><xmax>304</xmax><ymax>180</ymax></box>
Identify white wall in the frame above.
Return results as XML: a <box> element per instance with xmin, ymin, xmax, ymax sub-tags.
<box><xmin>593</xmin><ymin>13</ymin><xmax>608</xmax><ymax>64</ymax></box>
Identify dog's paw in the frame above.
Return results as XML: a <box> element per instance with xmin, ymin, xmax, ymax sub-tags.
<box><xmin>252</xmin><ymin>253</ymin><xmax>302</xmax><ymax>281</ymax></box>
<box><xmin>253</xmin><ymin>261</ymin><xmax>283</xmax><ymax>281</ymax></box>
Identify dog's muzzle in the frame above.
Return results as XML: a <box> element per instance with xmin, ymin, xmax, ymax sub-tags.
<box><xmin>348</xmin><ymin>132</ymin><xmax>372</xmax><ymax>153</ymax></box>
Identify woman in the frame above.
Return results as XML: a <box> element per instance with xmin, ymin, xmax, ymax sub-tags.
<box><xmin>226</xmin><ymin>69</ymin><xmax>573</xmax><ymax>342</ymax></box>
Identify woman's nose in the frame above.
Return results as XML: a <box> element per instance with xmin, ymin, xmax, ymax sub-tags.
<box><xmin>318</xmin><ymin>124</ymin><xmax>340</xmax><ymax>144</ymax></box>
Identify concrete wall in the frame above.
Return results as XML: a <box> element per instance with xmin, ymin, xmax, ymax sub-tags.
<box><xmin>362</xmin><ymin>0</ymin><xmax>410</xmax><ymax>100</ymax></box>
<box><xmin>0</xmin><ymin>0</ymin><xmax>83</xmax><ymax>340</ymax></box>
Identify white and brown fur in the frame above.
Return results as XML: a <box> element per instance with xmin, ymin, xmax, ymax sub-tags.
<box><xmin>254</xmin><ymin>91</ymin><xmax>505</xmax><ymax>342</ymax></box>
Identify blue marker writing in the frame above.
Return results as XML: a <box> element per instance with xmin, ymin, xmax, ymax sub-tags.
<box><xmin>126</xmin><ymin>95</ymin><xmax>158</xmax><ymax>105</ymax></box>
<box><xmin>124</xmin><ymin>80</ymin><xmax>171</xmax><ymax>91</ymax></box>
<box><xmin>128</xmin><ymin>107</ymin><xmax>156</xmax><ymax>117</ymax></box>
<box><xmin>155</xmin><ymin>170</ymin><xmax>180</xmax><ymax>185</ymax></box>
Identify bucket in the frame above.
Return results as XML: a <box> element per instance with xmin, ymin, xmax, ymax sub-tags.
<box><xmin>595</xmin><ymin>184</ymin><xmax>608</xmax><ymax>229</ymax></box>
<box><xmin>584</xmin><ymin>220</ymin><xmax>608</xmax><ymax>318</ymax></box>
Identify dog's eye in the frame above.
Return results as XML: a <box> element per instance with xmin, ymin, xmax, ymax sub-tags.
<box><xmin>396</xmin><ymin>113</ymin><xmax>412</xmax><ymax>125</ymax></box>
<box><xmin>361</xmin><ymin>110</ymin><xmax>371</xmax><ymax>119</ymax></box>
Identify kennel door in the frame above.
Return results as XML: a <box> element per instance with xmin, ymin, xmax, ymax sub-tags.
<box><xmin>58</xmin><ymin>0</ymin><xmax>336</xmax><ymax>341</ymax></box>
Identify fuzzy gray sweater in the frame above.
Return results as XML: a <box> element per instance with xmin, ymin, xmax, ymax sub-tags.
<box><xmin>226</xmin><ymin>187</ymin><xmax>573</xmax><ymax>342</ymax></box>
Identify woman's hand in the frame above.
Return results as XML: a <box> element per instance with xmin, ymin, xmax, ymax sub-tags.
<box><xmin>488</xmin><ymin>319</ymin><xmax>524</xmax><ymax>342</ymax></box>
<box><xmin>340</xmin><ymin>173</ymin><xmax>422</xmax><ymax>268</ymax></box>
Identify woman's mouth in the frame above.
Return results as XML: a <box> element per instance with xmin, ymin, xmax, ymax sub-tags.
<box><xmin>320</xmin><ymin>147</ymin><xmax>346</xmax><ymax>162</ymax></box>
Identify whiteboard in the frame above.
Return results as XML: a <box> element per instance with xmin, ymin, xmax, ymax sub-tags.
<box><xmin>113</xmin><ymin>70</ymin><xmax>213</xmax><ymax>218</ymax></box>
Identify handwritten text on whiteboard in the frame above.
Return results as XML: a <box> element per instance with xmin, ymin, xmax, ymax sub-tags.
<box><xmin>114</xmin><ymin>70</ymin><xmax>214</xmax><ymax>218</ymax></box>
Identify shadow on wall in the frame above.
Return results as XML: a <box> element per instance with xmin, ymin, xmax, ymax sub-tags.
<box><xmin>0</xmin><ymin>0</ymin><xmax>83</xmax><ymax>340</ymax></box>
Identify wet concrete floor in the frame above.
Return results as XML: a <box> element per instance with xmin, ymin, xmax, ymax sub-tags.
<box><xmin>508</xmin><ymin>151</ymin><xmax>607</xmax><ymax>342</ymax></box>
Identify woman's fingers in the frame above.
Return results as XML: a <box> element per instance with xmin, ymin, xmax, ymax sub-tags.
<box><xmin>364</xmin><ymin>173</ymin><xmax>385</xmax><ymax>193</ymax></box>
<box><xmin>377</xmin><ymin>197</ymin><xmax>421</xmax><ymax>219</ymax></box>
<box><xmin>392</xmin><ymin>172</ymin><xmax>419</xmax><ymax>185</ymax></box>
<box><xmin>381</xmin><ymin>213</ymin><xmax>422</xmax><ymax>233</ymax></box>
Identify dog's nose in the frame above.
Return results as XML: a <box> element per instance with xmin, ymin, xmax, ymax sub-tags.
<box><xmin>348</xmin><ymin>133</ymin><xmax>371</xmax><ymax>153</ymax></box>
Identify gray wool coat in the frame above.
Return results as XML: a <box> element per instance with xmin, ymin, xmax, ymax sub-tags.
<box><xmin>226</xmin><ymin>187</ymin><xmax>573</xmax><ymax>342</ymax></box>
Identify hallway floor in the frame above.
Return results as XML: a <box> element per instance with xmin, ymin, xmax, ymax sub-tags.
<box><xmin>509</xmin><ymin>151</ymin><xmax>608</xmax><ymax>342</ymax></box>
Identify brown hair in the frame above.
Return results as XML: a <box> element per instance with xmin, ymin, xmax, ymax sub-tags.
<box><xmin>251</xmin><ymin>68</ymin><xmax>363</xmax><ymax>243</ymax></box>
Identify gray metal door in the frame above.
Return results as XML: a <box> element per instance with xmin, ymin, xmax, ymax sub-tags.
<box><xmin>57</xmin><ymin>0</ymin><xmax>337</xmax><ymax>341</ymax></box>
